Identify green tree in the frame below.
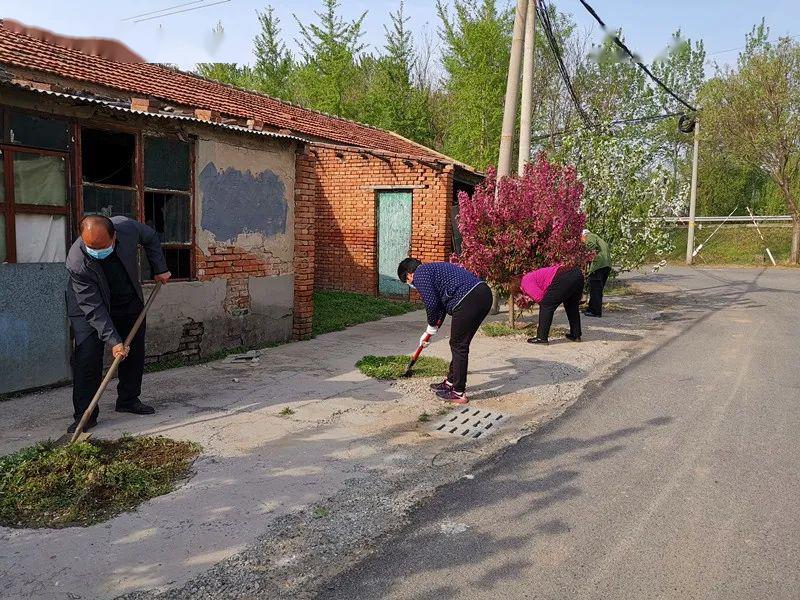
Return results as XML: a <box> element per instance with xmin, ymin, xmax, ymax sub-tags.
<box><xmin>362</xmin><ymin>1</ymin><xmax>434</xmax><ymax>145</ymax></box>
<box><xmin>648</xmin><ymin>32</ymin><xmax>707</xmax><ymax>210</ymax></box>
<box><xmin>437</xmin><ymin>0</ymin><xmax>513</xmax><ymax>170</ymax></box>
<box><xmin>700</xmin><ymin>24</ymin><xmax>800</xmax><ymax>262</ymax></box>
<box><xmin>559</xmin><ymin>126</ymin><xmax>682</xmax><ymax>271</ymax></box>
<box><xmin>293</xmin><ymin>0</ymin><xmax>368</xmax><ymax>119</ymax></box>
<box><xmin>252</xmin><ymin>5</ymin><xmax>295</xmax><ymax>99</ymax></box>
<box><xmin>195</xmin><ymin>62</ymin><xmax>255</xmax><ymax>88</ymax></box>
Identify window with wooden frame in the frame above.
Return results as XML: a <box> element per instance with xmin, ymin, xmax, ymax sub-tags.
<box><xmin>0</xmin><ymin>107</ymin><xmax>71</xmax><ymax>264</ymax></box>
<box><xmin>79</xmin><ymin>126</ymin><xmax>194</xmax><ymax>280</ymax></box>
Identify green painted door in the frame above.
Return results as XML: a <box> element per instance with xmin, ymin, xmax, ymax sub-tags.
<box><xmin>377</xmin><ymin>191</ymin><xmax>413</xmax><ymax>297</ymax></box>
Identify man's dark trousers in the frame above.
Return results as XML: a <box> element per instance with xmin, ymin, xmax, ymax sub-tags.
<box><xmin>71</xmin><ymin>316</ymin><xmax>146</xmax><ymax>421</ymax></box>
<box><xmin>448</xmin><ymin>282</ymin><xmax>493</xmax><ymax>393</ymax></box>
<box><xmin>588</xmin><ymin>266</ymin><xmax>611</xmax><ymax>316</ymax></box>
<box><xmin>538</xmin><ymin>267</ymin><xmax>584</xmax><ymax>341</ymax></box>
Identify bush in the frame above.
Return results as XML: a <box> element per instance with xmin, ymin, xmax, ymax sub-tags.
<box><xmin>356</xmin><ymin>355</ymin><xmax>449</xmax><ymax>380</ymax></box>
<box><xmin>0</xmin><ymin>436</ymin><xmax>200</xmax><ymax>528</ymax></box>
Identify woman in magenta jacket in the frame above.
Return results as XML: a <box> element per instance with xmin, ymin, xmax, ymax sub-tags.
<box><xmin>518</xmin><ymin>264</ymin><xmax>584</xmax><ymax>345</ymax></box>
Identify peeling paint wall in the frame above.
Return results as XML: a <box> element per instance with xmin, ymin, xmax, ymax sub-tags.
<box><xmin>195</xmin><ymin>136</ymin><xmax>295</xmax><ymax>263</ymax></box>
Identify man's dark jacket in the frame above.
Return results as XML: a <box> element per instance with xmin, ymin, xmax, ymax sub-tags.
<box><xmin>66</xmin><ymin>216</ymin><xmax>168</xmax><ymax>347</ymax></box>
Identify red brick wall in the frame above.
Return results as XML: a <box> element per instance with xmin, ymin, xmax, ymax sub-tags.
<box><xmin>312</xmin><ymin>145</ymin><xmax>454</xmax><ymax>295</ymax></box>
<box><xmin>196</xmin><ymin>245</ymin><xmax>289</xmax><ymax>317</ymax></box>
<box><xmin>293</xmin><ymin>148</ymin><xmax>316</xmax><ymax>339</ymax></box>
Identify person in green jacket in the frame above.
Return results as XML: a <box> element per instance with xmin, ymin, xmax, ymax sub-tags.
<box><xmin>582</xmin><ymin>229</ymin><xmax>612</xmax><ymax>317</ymax></box>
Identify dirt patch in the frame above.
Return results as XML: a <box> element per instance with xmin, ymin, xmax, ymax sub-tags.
<box><xmin>0</xmin><ymin>436</ymin><xmax>200</xmax><ymax>529</ymax></box>
<box><xmin>356</xmin><ymin>355</ymin><xmax>449</xmax><ymax>380</ymax></box>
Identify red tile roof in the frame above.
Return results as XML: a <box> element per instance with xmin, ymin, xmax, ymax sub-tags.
<box><xmin>0</xmin><ymin>24</ymin><xmax>465</xmax><ymax>166</ymax></box>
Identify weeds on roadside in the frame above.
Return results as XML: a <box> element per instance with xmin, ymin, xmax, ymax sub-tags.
<box><xmin>0</xmin><ymin>436</ymin><xmax>200</xmax><ymax>528</ymax></box>
<box><xmin>312</xmin><ymin>506</ymin><xmax>330</xmax><ymax>519</ymax></box>
<box><xmin>356</xmin><ymin>355</ymin><xmax>448</xmax><ymax>380</ymax></box>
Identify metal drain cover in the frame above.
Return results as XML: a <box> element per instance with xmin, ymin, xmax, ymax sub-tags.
<box><xmin>431</xmin><ymin>408</ymin><xmax>509</xmax><ymax>440</ymax></box>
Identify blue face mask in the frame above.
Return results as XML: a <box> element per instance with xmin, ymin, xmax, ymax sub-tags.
<box><xmin>86</xmin><ymin>244</ymin><xmax>114</xmax><ymax>260</ymax></box>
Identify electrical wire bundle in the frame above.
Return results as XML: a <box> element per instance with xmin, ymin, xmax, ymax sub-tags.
<box><xmin>536</xmin><ymin>0</ymin><xmax>593</xmax><ymax>127</ymax></box>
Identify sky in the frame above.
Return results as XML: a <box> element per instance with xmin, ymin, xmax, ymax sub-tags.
<box><xmin>1</xmin><ymin>0</ymin><xmax>798</xmax><ymax>73</ymax></box>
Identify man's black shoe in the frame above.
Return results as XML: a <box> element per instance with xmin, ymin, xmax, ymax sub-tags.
<box><xmin>565</xmin><ymin>333</ymin><xmax>582</xmax><ymax>342</ymax></box>
<box><xmin>527</xmin><ymin>337</ymin><xmax>549</xmax><ymax>345</ymax></box>
<box><xmin>584</xmin><ymin>310</ymin><xmax>601</xmax><ymax>318</ymax></box>
<box><xmin>67</xmin><ymin>418</ymin><xmax>97</xmax><ymax>434</ymax></box>
<box><xmin>116</xmin><ymin>400</ymin><xmax>155</xmax><ymax>415</ymax></box>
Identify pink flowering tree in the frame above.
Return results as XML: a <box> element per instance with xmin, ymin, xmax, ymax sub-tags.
<box><xmin>454</xmin><ymin>154</ymin><xmax>593</xmax><ymax>326</ymax></box>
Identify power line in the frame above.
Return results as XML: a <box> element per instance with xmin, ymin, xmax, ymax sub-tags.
<box><xmin>531</xmin><ymin>110</ymin><xmax>686</xmax><ymax>142</ymax></box>
<box><xmin>576</xmin><ymin>0</ymin><xmax>697</xmax><ymax>112</ymax></box>
<box><xmin>707</xmin><ymin>34</ymin><xmax>800</xmax><ymax>57</ymax></box>
<box><xmin>537</xmin><ymin>0</ymin><xmax>593</xmax><ymax>127</ymax></box>
<box><xmin>132</xmin><ymin>0</ymin><xmax>231</xmax><ymax>23</ymax></box>
<box><xmin>123</xmin><ymin>0</ymin><xmax>209</xmax><ymax>22</ymax></box>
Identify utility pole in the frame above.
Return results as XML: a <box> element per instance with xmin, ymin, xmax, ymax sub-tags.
<box><xmin>497</xmin><ymin>0</ymin><xmax>528</xmax><ymax>179</ymax></box>
<box><xmin>685</xmin><ymin>118</ymin><xmax>700</xmax><ymax>265</ymax></box>
<box><xmin>518</xmin><ymin>0</ymin><xmax>536</xmax><ymax>176</ymax></box>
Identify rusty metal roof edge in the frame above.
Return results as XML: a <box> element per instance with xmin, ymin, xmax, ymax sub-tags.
<box><xmin>3</xmin><ymin>81</ymin><xmax>309</xmax><ymax>144</ymax></box>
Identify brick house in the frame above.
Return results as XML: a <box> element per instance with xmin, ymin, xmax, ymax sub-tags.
<box><xmin>0</xmin><ymin>23</ymin><xmax>480</xmax><ymax>393</ymax></box>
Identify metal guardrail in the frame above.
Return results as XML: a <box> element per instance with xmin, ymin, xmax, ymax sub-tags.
<box><xmin>661</xmin><ymin>215</ymin><xmax>792</xmax><ymax>223</ymax></box>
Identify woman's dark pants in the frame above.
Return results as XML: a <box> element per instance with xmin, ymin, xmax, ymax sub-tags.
<box><xmin>537</xmin><ymin>268</ymin><xmax>584</xmax><ymax>341</ymax></box>
<box><xmin>448</xmin><ymin>283</ymin><xmax>493</xmax><ymax>393</ymax></box>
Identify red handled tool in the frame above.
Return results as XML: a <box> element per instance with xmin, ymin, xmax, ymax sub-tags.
<box><xmin>402</xmin><ymin>320</ymin><xmax>441</xmax><ymax>377</ymax></box>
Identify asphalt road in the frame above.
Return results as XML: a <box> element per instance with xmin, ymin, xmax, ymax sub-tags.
<box><xmin>319</xmin><ymin>267</ymin><xmax>800</xmax><ymax>600</ymax></box>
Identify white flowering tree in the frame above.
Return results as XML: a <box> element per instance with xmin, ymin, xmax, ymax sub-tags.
<box><xmin>559</xmin><ymin>126</ymin><xmax>684</xmax><ymax>272</ymax></box>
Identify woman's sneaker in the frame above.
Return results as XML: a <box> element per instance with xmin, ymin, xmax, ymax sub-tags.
<box><xmin>436</xmin><ymin>389</ymin><xmax>469</xmax><ymax>404</ymax></box>
<box><xmin>430</xmin><ymin>379</ymin><xmax>453</xmax><ymax>392</ymax></box>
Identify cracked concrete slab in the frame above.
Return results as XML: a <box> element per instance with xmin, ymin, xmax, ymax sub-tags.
<box><xmin>0</xmin><ymin>271</ymin><xmax>683</xmax><ymax>600</ymax></box>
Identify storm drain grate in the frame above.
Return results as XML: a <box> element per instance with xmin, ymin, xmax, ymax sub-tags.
<box><xmin>431</xmin><ymin>408</ymin><xmax>509</xmax><ymax>440</ymax></box>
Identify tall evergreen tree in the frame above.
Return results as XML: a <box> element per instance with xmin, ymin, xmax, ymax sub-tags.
<box><xmin>253</xmin><ymin>6</ymin><xmax>295</xmax><ymax>99</ymax></box>
<box><xmin>437</xmin><ymin>0</ymin><xmax>513</xmax><ymax>170</ymax></box>
<box><xmin>293</xmin><ymin>0</ymin><xmax>368</xmax><ymax>119</ymax></box>
<box><xmin>363</xmin><ymin>1</ymin><xmax>434</xmax><ymax>145</ymax></box>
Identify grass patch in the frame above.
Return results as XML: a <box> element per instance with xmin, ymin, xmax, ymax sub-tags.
<box><xmin>356</xmin><ymin>355</ymin><xmax>449</xmax><ymax>380</ymax></box>
<box><xmin>312</xmin><ymin>506</ymin><xmax>330</xmax><ymax>519</ymax></box>
<box><xmin>313</xmin><ymin>291</ymin><xmax>419</xmax><ymax>337</ymax></box>
<box><xmin>418</xmin><ymin>412</ymin><xmax>431</xmax><ymax>423</ymax></box>
<box><xmin>481</xmin><ymin>322</ymin><xmax>568</xmax><ymax>338</ymax></box>
<box><xmin>661</xmin><ymin>225</ymin><xmax>795</xmax><ymax>265</ymax></box>
<box><xmin>278</xmin><ymin>407</ymin><xmax>295</xmax><ymax>417</ymax></box>
<box><xmin>0</xmin><ymin>436</ymin><xmax>200</xmax><ymax>529</ymax></box>
<box><xmin>482</xmin><ymin>322</ymin><xmax>532</xmax><ymax>337</ymax></box>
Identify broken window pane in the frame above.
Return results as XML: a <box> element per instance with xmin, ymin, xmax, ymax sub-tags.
<box><xmin>13</xmin><ymin>153</ymin><xmax>67</xmax><ymax>206</ymax></box>
<box><xmin>83</xmin><ymin>186</ymin><xmax>136</xmax><ymax>218</ymax></box>
<box><xmin>144</xmin><ymin>137</ymin><xmax>190</xmax><ymax>191</ymax></box>
<box><xmin>14</xmin><ymin>214</ymin><xmax>66</xmax><ymax>263</ymax></box>
<box><xmin>81</xmin><ymin>128</ymin><xmax>135</xmax><ymax>186</ymax></box>
<box><xmin>0</xmin><ymin>215</ymin><xmax>6</xmax><ymax>263</ymax></box>
<box><xmin>9</xmin><ymin>111</ymin><xmax>69</xmax><ymax>151</ymax></box>
<box><xmin>144</xmin><ymin>192</ymin><xmax>189</xmax><ymax>243</ymax></box>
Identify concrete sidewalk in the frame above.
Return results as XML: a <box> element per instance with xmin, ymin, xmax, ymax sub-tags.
<box><xmin>0</xmin><ymin>274</ymin><xmax>678</xmax><ymax>600</ymax></box>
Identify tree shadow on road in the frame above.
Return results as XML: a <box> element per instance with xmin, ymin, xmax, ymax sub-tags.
<box><xmin>316</xmin><ymin>415</ymin><xmax>675</xmax><ymax>600</ymax></box>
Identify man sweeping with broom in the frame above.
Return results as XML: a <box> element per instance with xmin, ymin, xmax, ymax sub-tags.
<box><xmin>397</xmin><ymin>258</ymin><xmax>492</xmax><ymax>405</ymax></box>
<box><xmin>65</xmin><ymin>215</ymin><xmax>170</xmax><ymax>433</ymax></box>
